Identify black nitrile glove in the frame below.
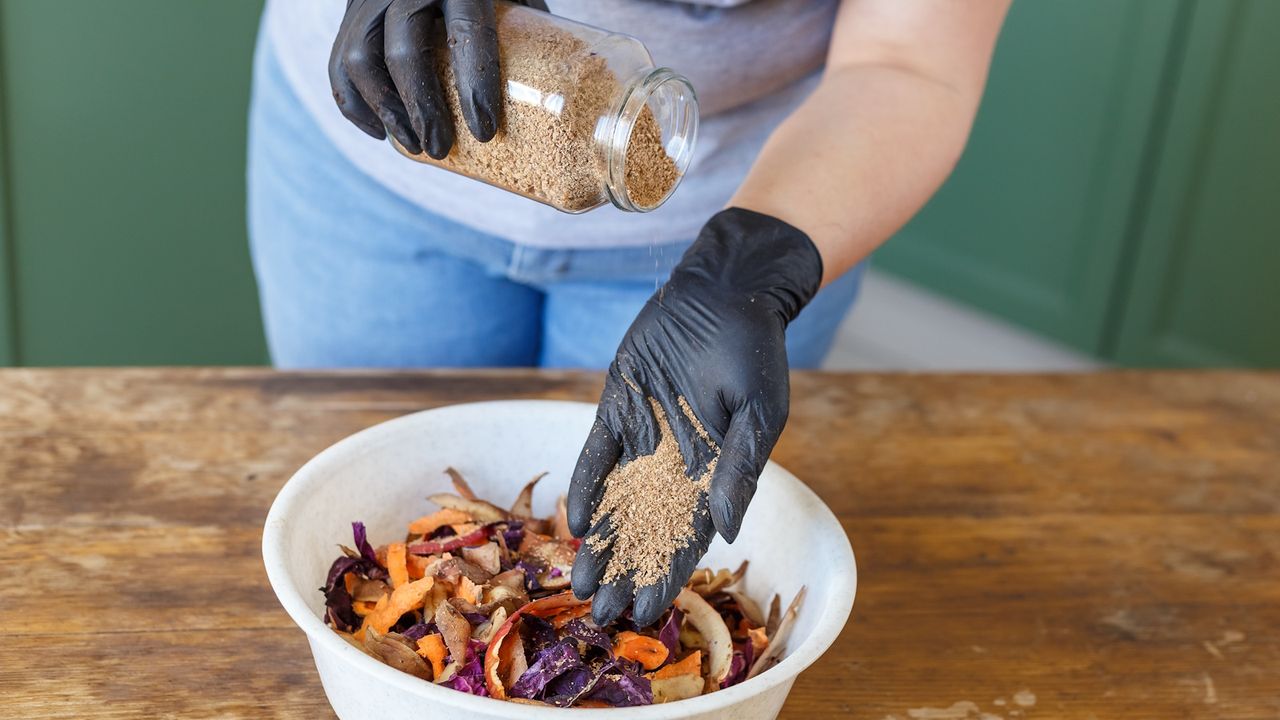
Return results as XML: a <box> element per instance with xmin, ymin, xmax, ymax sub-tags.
<box><xmin>329</xmin><ymin>0</ymin><xmax>547</xmax><ymax>159</ymax></box>
<box><xmin>567</xmin><ymin>208</ymin><xmax>824</xmax><ymax>627</ymax></box>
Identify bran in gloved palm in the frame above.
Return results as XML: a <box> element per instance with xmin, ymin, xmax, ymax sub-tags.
<box><xmin>568</xmin><ymin>208</ymin><xmax>824</xmax><ymax>628</ymax></box>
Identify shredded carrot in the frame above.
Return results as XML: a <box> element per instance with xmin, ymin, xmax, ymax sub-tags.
<box><xmin>365</xmin><ymin>576</ymin><xmax>435</xmax><ymax>636</ymax></box>
<box><xmin>351</xmin><ymin>600</ymin><xmax>378</xmax><ymax>617</ymax></box>
<box><xmin>408</xmin><ymin>508</ymin><xmax>474</xmax><ymax>536</ymax></box>
<box><xmin>652</xmin><ymin>650</ymin><xmax>702</xmax><ymax>679</ymax></box>
<box><xmin>748</xmin><ymin>626</ymin><xmax>769</xmax><ymax>654</ymax></box>
<box><xmin>343</xmin><ymin>572</ymin><xmax>357</xmax><ymax>596</ymax></box>
<box><xmin>357</xmin><ymin>596</ymin><xmax>383</xmax><ymax>638</ymax></box>
<box><xmin>457</xmin><ymin>576</ymin><xmax>480</xmax><ymax>605</ymax></box>
<box><xmin>612</xmin><ymin>631</ymin><xmax>670</xmax><ymax>670</ymax></box>
<box><xmin>416</xmin><ymin>633</ymin><xmax>448</xmax><ymax>678</ymax></box>
<box><xmin>550</xmin><ymin>604</ymin><xmax>592</xmax><ymax>629</ymax></box>
<box><xmin>386</xmin><ymin>542</ymin><xmax>409</xmax><ymax>588</ymax></box>
<box><xmin>576</xmin><ymin>700</ymin><xmax>612</xmax><ymax>709</ymax></box>
<box><xmin>407</xmin><ymin>553</ymin><xmax>431</xmax><ymax>580</ymax></box>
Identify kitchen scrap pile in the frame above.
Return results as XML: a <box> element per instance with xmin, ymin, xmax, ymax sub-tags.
<box><xmin>321</xmin><ymin>468</ymin><xmax>803</xmax><ymax>708</ymax></box>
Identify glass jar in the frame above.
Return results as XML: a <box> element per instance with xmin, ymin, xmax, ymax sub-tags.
<box><xmin>389</xmin><ymin>1</ymin><xmax>699</xmax><ymax>214</ymax></box>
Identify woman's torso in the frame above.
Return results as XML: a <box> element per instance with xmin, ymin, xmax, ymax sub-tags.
<box><xmin>261</xmin><ymin>0</ymin><xmax>841</xmax><ymax>248</ymax></box>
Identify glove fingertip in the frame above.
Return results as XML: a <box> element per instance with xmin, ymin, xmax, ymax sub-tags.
<box><xmin>463</xmin><ymin>93</ymin><xmax>499</xmax><ymax>142</ymax></box>
<box><xmin>566</xmin><ymin>496</ymin><xmax>591</xmax><ymax>539</ymax></box>
<box><xmin>632</xmin><ymin>585</ymin><xmax>668</xmax><ymax>628</ymax></box>
<box><xmin>710</xmin><ymin>479</ymin><xmax>749</xmax><ymax>544</ymax></box>
<box><xmin>571</xmin><ymin>559</ymin><xmax>600</xmax><ymax>601</ymax></box>
<box><xmin>570</xmin><ymin>531</ymin><xmax>609</xmax><ymax>600</ymax></box>
<box><xmin>377</xmin><ymin>107</ymin><xmax>422</xmax><ymax>156</ymax></box>
<box><xmin>591</xmin><ymin>579</ymin><xmax>633</xmax><ymax>627</ymax></box>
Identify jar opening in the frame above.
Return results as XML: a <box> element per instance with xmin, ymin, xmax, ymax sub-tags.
<box><xmin>604</xmin><ymin>68</ymin><xmax>699</xmax><ymax>213</ymax></box>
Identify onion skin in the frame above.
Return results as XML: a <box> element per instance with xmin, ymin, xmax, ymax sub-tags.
<box><xmin>673</xmin><ymin>588</ymin><xmax>733</xmax><ymax>687</ymax></box>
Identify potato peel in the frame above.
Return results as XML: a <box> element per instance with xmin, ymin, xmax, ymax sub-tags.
<box><xmin>726</xmin><ymin>590</ymin><xmax>765</xmax><ymax>627</ymax></box>
<box><xmin>552</xmin><ymin>495</ymin><xmax>572</xmax><ymax>540</ymax></box>
<box><xmin>435</xmin><ymin>596</ymin><xmax>473</xmax><ymax>666</ymax></box>
<box><xmin>509</xmin><ymin>472</ymin><xmax>547</xmax><ymax>518</ymax></box>
<box><xmin>747</xmin><ymin>586</ymin><xmax>805</xmax><ymax>680</ymax></box>
<box><xmin>365</xmin><ymin>629</ymin><xmax>432</xmax><ymax>680</ymax></box>
<box><xmin>444</xmin><ymin>467</ymin><xmax>478</xmax><ymax>500</ymax></box>
<box><xmin>425</xmin><ymin>493</ymin><xmax>508</xmax><ymax>524</ymax></box>
<box><xmin>650</xmin><ymin>673</ymin><xmax>703</xmax><ymax>703</ymax></box>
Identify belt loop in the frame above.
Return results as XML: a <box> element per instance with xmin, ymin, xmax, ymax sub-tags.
<box><xmin>507</xmin><ymin>242</ymin><xmax>525</xmax><ymax>280</ymax></box>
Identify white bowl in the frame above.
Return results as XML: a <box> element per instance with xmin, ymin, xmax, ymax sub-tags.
<box><xmin>263</xmin><ymin>400</ymin><xmax>855</xmax><ymax>720</ymax></box>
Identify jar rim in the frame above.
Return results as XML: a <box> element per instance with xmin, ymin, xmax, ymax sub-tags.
<box><xmin>603</xmin><ymin>68</ymin><xmax>700</xmax><ymax>213</ymax></box>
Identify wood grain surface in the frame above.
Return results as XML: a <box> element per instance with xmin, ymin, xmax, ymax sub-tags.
<box><xmin>2</xmin><ymin>369</ymin><xmax>1277</xmax><ymax>719</ymax></box>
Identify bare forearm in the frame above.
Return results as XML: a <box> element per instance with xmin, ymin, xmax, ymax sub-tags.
<box><xmin>730</xmin><ymin>0</ymin><xmax>1010</xmax><ymax>286</ymax></box>
<box><xmin>731</xmin><ymin>65</ymin><xmax>976</xmax><ymax>285</ymax></box>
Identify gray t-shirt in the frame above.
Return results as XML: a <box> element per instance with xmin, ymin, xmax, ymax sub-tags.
<box><xmin>262</xmin><ymin>0</ymin><xmax>840</xmax><ymax>248</ymax></box>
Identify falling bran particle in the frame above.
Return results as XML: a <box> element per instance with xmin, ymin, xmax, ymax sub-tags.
<box><xmin>1202</xmin><ymin>673</ymin><xmax>1217</xmax><ymax>704</ymax></box>
<box><xmin>1012</xmin><ymin>690</ymin><xmax>1036</xmax><ymax>708</ymax></box>
<box><xmin>589</xmin><ymin>397</ymin><xmax>715</xmax><ymax>588</ymax></box>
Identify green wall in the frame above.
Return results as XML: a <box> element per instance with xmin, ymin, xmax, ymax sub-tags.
<box><xmin>0</xmin><ymin>0</ymin><xmax>1275</xmax><ymax>367</ymax></box>
<box><xmin>0</xmin><ymin>0</ymin><xmax>267</xmax><ymax>365</ymax></box>
<box><xmin>876</xmin><ymin>0</ymin><xmax>1280</xmax><ymax>367</ymax></box>
<box><xmin>1110</xmin><ymin>0</ymin><xmax>1280</xmax><ymax>366</ymax></box>
<box><xmin>874</xmin><ymin>1</ymin><xmax>1184</xmax><ymax>355</ymax></box>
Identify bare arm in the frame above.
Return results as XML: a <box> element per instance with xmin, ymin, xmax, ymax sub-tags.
<box><xmin>730</xmin><ymin>0</ymin><xmax>1012</xmax><ymax>285</ymax></box>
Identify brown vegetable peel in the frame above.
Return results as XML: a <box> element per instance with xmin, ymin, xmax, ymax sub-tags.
<box><xmin>444</xmin><ymin>467</ymin><xmax>479</xmax><ymax>500</ymax></box>
<box><xmin>747</xmin><ymin>586</ymin><xmax>805</xmax><ymax>680</ymax></box>
<box><xmin>435</xmin><ymin>596</ymin><xmax>472</xmax><ymax>665</ymax></box>
<box><xmin>426</xmin><ymin>493</ymin><xmax>508</xmax><ymax>524</ymax></box>
<box><xmin>365</xmin><ymin>629</ymin><xmax>432</xmax><ymax>680</ymax></box>
<box><xmin>726</xmin><ymin>590</ymin><xmax>765</xmax><ymax>627</ymax></box>
<box><xmin>509</xmin><ymin>472</ymin><xmax>547</xmax><ymax>518</ymax></box>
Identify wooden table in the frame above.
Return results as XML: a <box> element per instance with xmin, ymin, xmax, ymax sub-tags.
<box><xmin>2</xmin><ymin>369</ymin><xmax>1277</xmax><ymax>719</ymax></box>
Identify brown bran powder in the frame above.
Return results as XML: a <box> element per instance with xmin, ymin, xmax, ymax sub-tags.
<box><xmin>588</xmin><ymin>398</ymin><xmax>717</xmax><ymax>588</ymax></box>
<box><xmin>415</xmin><ymin>6</ymin><xmax>679</xmax><ymax>211</ymax></box>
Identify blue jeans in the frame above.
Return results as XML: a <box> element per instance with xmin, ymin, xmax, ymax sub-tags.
<box><xmin>247</xmin><ymin>35</ymin><xmax>862</xmax><ymax>369</ymax></box>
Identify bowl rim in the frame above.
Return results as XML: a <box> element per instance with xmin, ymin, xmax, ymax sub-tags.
<box><xmin>262</xmin><ymin>399</ymin><xmax>856</xmax><ymax>717</ymax></box>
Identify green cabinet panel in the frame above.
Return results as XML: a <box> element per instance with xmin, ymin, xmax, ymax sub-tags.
<box><xmin>874</xmin><ymin>1</ymin><xmax>1185</xmax><ymax>354</ymax></box>
<box><xmin>1</xmin><ymin>0</ymin><xmax>267</xmax><ymax>365</ymax></box>
<box><xmin>1111</xmin><ymin>0</ymin><xmax>1280</xmax><ymax>367</ymax></box>
<box><xmin>0</xmin><ymin>94</ymin><xmax>12</xmax><ymax>365</ymax></box>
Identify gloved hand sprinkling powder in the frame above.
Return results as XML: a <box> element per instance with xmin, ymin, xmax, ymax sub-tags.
<box><xmin>567</xmin><ymin>208</ymin><xmax>824</xmax><ymax>627</ymax></box>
